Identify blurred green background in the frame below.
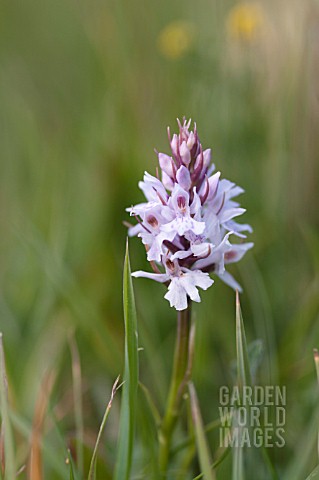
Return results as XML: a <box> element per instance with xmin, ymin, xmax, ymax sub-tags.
<box><xmin>0</xmin><ymin>0</ymin><xmax>319</xmax><ymax>478</ymax></box>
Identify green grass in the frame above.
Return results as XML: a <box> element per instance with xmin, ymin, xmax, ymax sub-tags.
<box><xmin>114</xmin><ymin>241</ymin><xmax>139</xmax><ymax>480</ymax></box>
<box><xmin>0</xmin><ymin>0</ymin><xmax>318</xmax><ymax>478</ymax></box>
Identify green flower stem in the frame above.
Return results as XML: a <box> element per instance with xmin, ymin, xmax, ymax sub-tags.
<box><xmin>159</xmin><ymin>302</ymin><xmax>192</xmax><ymax>475</ymax></box>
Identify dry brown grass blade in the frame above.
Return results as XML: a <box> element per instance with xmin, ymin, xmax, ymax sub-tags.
<box><xmin>27</xmin><ymin>371</ymin><xmax>56</xmax><ymax>480</ymax></box>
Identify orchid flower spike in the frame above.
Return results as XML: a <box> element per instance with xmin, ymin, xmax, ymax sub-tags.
<box><xmin>126</xmin><ymin>118</ymin><xmax>253</xmax><ymax>310</ymax></box>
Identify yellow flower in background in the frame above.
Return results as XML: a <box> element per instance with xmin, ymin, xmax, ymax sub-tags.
<box><xmin>226</xmin><ymin>2</ymin><xmax>264</xmax><ymax>42</ymax></box>
<box><xmin>157</xmin><ymin>21</ymin><xmax>195</xmax><ymax>60</ymax></box>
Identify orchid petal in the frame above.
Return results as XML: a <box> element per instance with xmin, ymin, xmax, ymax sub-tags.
<box><xmin>207</xmin><ymin>171</ymin><xmax>220</xmax><ymax>200</ymax></box>
<box><xmin>158</xmin><ymin>153</ymin><xmax>174</xmax><ymax>178</ymax></box>
<box><xmin>162</xmin><ymin>171</ymin><xmax>174</xmax><ymax>191</ymax></box>
<box><xmin>171</xmin><ymin>250</ymin><xmax>193</xmax><ymax>261</ymax></box>
<box><xmin>219</xmin><ymin>208</ymin><xmax>246</xmax><ymax>224</ymax></box>
<box><xmin>164</xmin><ymin>278</ymin><xmax>188</xmax><ymax>310</ymax></box>
<box><xmin>218</xmin><ymin>271</ymin><xmax>242</xmax><ymax>292</ymax></box>
<box><xmin>132</xmin><ymin>271</ymin><xmax>169</xmax><ymax>283</ymax></box>
<box><xmin>224</xmin><ymin>242</ymin><xmax>254</xmax><ymax>264</ymax></box>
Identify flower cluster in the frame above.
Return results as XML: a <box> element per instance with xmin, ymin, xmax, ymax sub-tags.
<box><xmin>126</xmin><ymin>119</ymin><xmax>253</xmax><ymax>311</ymax></box>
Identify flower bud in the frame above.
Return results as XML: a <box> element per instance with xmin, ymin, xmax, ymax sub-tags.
<box><xmin>186</xmin><ymin>131</ymin><xmax>196</xmax><ymax>150</ymax></box>
<box><xmin>180</xmin><ymin>141</ymin><xmax>191</xmax><ymax>166</ymax></box>
<box><xmin>170</xmin><ymin>134</ymin><xmax>179</xmax><ymax>157</ymax></box>
<box><xmin>158</xmin><ymin>153</ymin><xmax>174</xmax><ymax>178</ymax></box>
<box><xmin>203</xmin><ymin>149</ymin><xmax>211</xmax><ymax>170</ymax></box>
<box><xmin>162</xmin><ymin>171</ymin><xmax>174</xmax><ymax>191</ymax></box>
<box><xmin>176</xmin><ymin>165</ymin><xmax>191</xmax><ymax>191</ymax></box>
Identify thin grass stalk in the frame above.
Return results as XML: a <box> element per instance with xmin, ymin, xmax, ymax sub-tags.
<box><xmin>68</xmin><ymin>334</ymin><xmax>84</xmax><ymax>476</ymax></box>
<box><xmin>88</xmin><ymin>376</ymin><xmax>121</xmax><ymax>480</ymax></box>
<box><xmin>0</xmin><ymin>334</ymin><xmax>15</xmax><ymax>480</ymax></box>
<box><xmin>314</xmin><ymin>348</ymin><xmax>319</xmax><ymax>461</ymax></box>
<box><xmin>172</xmin><ymin>418</ymin><xmax>221</xmax><ymax>457</ymax></box>
<box><xmin>189</xmin><ymin>381</ymin><xmax>216</xmax><ymax>480</ymax></box>
<box><xmin>158</xmin><ymin>302</ymin><xmax>191</xmax><ymax>475</ymax></box>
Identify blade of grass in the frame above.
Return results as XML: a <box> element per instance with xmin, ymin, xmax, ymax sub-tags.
<box><xmin>192</xmin><ymin>448</ymin><xmax>231</xmax><ymax>480</ymax></box>
<box><xmin>236</xmin><ymin>291</ymin><xmax>251</xmax><ymax>390</ymax></box>
<box><xmin>314</xmin><ymin>349</ymin><xmax>319</xmax><ymax>461</ymax></box>
<box><xmin>114</xmin><ymin>240</ymin><xmax>139</xmax><ymax>480</ymax></box>
<box><xmin>179</xmin><ymin>385</ymin><xmax>196</xmax><ymax>476</ymax></box>
<box><xmin>0</xmin><ymin>333</ymin><xmax>15</xmax><ymax>480</ymax></box>
<box><xmin>68</xmin><ymin>333</ymin><xmax>84</xmax><ymax>476</ymax></box>
<box><xmin>261</xmin><ymin>446</ymin><xmax>280</xmax><ymax>480</ymax></box>
<box><xmin>305</xmin><ymin>465</ymin><xmax>319</xmax><ymax>480</ymax></box>
<box><xmin>136</xmin><ymin>384</ymin><xmax>161</xmax><ymax>480</ymax></box>
<box><xmin>189</xmin><ymin>381</ymin><xmax>216</xmax><ymax>480</ymax></box>
<box><xmin>138</xmin><ymin>382</ymin><xmax>161</xmax><ymax>428</ymax></box>
<box><xmin>283</xmin><ymin>405</ymin><xmax>319</xmax><ymax>480</ymax></box>
<box><xmin>232</xmin><ymin>291</ymin><xmax>252</xmax><ymax>480</ymax></box>
<box><xmin>88</xmin><ymin>376</ymin><xmax>121</xmax><ymax>480</ymax></box>
<box><xmin>66</xmin><ymin>450</ymin><xmax>76</xmax><ymax>480</ymax></box>
<box><xmin>47</xmin><ymin>406</ymin><xmax>80</xmax><ymax>480</ymax></box>
<box><xmin>232</xmin><ymin>411</ymin><xmax>244</xmax><ymax>480</ymax></box>
<box><xmin>9</xmin><ymin>411</ymin><xmax>67</xmax><ymax>478</ymax></box>
<box><xmin>172</xmin><ymin>418</ymin><xmax>221</xmax><ymax>457</ymax></box>
<box><xmin>238</xmin><ymin>256</ymin><xmax>278</xmax><ymax>384</ymax></box>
